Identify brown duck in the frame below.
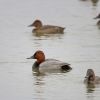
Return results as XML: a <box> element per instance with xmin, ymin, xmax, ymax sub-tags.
<box><xmin>84</xmin><ymin>69</ymin><xmax>100</xmax><ymax>84</ymax></box>
<box><xmin>28</xmin><ymin>19</ymin><xmax>65</xmax><ymax>34</ymax></box>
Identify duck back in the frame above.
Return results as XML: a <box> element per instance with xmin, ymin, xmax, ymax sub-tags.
<box><xmin>84</xmin><ymin>76</ymin><xmax>100</xmax><ymax>84</ymax></box>
<box><xmin>39</xmin><ymin>59</ymin><xmax>71</xmax><ymax>72</ymax></box>
<box><xmin>95</xmin><ymin>76</ymin><xmax>100</xmax><ymax>84</ymax></box>
<box><xmin>33</xmin><ymin>25</ymin><xmax>65</xmax><ymax>34</ymax></box>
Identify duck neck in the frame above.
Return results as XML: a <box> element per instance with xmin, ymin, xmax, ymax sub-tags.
<box><xmin>37</xmin><ymin>59</ymin><xmax>45</xmax><ymax>64</ymax></box>
<box><xmin>88</xmin><ymin>75</ymin><xmax>95</xmax><ymax>82</ymax></box>
<box><xmin>36</xmin><ymin>22</ymin><xmax>42</xmax><ymax>29</ymax></box>
<box><xmin>37</xmin><ymin>57</ymin><xmax>45</xmax><ymax>64</ymax></box>
<box><xmin>36</xmin><ymin>26</ymin><xmax>41</xmax><ymax>30</ymax></box>
<box><xmin>34</xmin><ymin>50</ymin><xmax>45</xmax><ymax>64</ymax></box>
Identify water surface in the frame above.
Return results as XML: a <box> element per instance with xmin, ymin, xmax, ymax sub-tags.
<box><xmin>0</xmin><ymin>0</ymin><xmax>100</xmax><ymax>100</ymax></box>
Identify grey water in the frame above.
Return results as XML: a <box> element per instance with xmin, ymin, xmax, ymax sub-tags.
<box><xmin>0</xmin><ymin>0</ymin><xmax>100</xmax><ymax>100</ymax></box>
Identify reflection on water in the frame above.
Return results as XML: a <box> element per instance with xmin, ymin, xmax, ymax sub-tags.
<box><xmin>32</xmin><ymin>71</ymin><xmax>71</xmax><ymax>100</ymax></box>
<box><xmin>32</xmin><ymin>65</ymin><xmax>71</xmax><ymax>76</ymax></box>
<box><xmin>85</xmin><ymin>83</ymin><xmax>100</xmax><ymax>100</ymax></box>
<box><xmin>0</xmin><ymin>0</ymin><xmax>100</xmax><ymax>100</ymax></box>
<box><xmin>80</xmin><ymin>0</ymin><xmax>99</xmax><ymax>6</ymax></box>
<box><xmin>33</xmin><ymin>74</ymin><xmax>45</xmax><ymax>100</ymax></box>
<box><xmin>86</xmin><ymin>83</ymin><xmax>96</xmax><ymax>93</ymax></box>
<box><xmin>86</xmin><ymin>93</ymin><xmax>95</xmax><ymax>100</ymax></box>
<box><xmin>32</xmin><ymin>32</ymin><xmax>64</xmax><ymax>40</ymax></box>
<box><xmin>33</xmin><ymin>73</ymin><xmax>45</xmax><ymax>86</ymax></box>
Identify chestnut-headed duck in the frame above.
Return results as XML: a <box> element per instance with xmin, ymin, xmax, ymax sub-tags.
<box><xmin>94</xmin><ymin>14</ymin><xmax>100</xmax><ymax>28</ymax></box>
<box><xmin>28</xmin><ymin>20</ymin><xmax>65</xmax><ymax>34</ymax></box>
<box><xmin>84</xmin><ymin>69</ymin><xmax>100</xmax><ymax>84</ymax></box>
<box><xmin>27</xmin><ymin>50</ymin><xmax>72</xmax><ymax>72</ymax></box>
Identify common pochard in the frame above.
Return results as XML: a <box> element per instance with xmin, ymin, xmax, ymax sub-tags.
<box><xmin>27</xmin><ymin>50</ymin><xmax>72</xmax><ymax>73</ymax></box>
<box><xmin>84</xmin><ymin>69</ymin><xmax>100</xmax><ymax>84</ymax></box>
<box><xmin>28</xmin><ymin>20</ymin><xmax>65</xmax><ymax>34</ymax></box>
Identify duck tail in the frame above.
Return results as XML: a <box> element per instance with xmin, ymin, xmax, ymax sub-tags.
<box><xmin>61</xmin><ymin>64</ymin><xmax>72</xmax><ymax>71</ymax></box>
<box><xmin>62</xmin><ymin>27</ymin><xmax>65</xmax><ymax>30</ymax></box>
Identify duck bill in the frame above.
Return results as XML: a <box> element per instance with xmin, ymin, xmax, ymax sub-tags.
<box><xmin>85</xmin><ymin>76</ymin><xmax>89</xmax><ymax>78</ymax></box>
<box><xmin>27</xmin><ymin>55</ymin><xmax>34</xmax><ymax>59</ymax></box>
<box><xmin>28</xmin><ymin>24</ymin><xmax>34</xmax><ymax>27</ymax></box>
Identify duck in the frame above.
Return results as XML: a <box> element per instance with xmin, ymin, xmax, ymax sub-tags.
<box><xmin>96</xmin><ymin>20</ymin><xmax>100</xmax><ymax>29</ymax></box>
<box><xmin>94</xmin><ymin>14</ymin><xmax>100</xmax><ymax>28</ymax></box>
<box><xmin>91</xmin><ymin>0</ymin><xmax>99</xmax><ymax>5</ymax></box>
<box><xmin>27</xmin><ymin>50</ymin><xmax>72</xmax><ymax>73</ymax></box>
<box><xmin>94</xmin><ymin>14</ymin><xmax>100</xmax><ymax>19</ymax></box>
<box><xmin>28</xmin><ymin>19</ymin><xmax>65</xmax><ymax>34</ymax></box>
<box><xmin>84</xmin><ymin>69</ymin><xmax>100</xmax><ymax>84</ymax></box>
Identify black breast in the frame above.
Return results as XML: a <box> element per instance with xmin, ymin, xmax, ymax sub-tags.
<box><xmin>32</xmin><ymin>61</ymin><xmax>40</xmax><ymax>72</ymax></box>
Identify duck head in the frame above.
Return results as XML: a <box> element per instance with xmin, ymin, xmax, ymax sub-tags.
<box><xmin>28</xmin><ymin>20</ymin><xmax>43</xmax><ymax>29</ymax></box>
<box><xmin>94</xmin><ymin>14</ymin><xmax>100</xmax><ymax>19</ymax></box>
<box><xmin>85</xmin><ymin>69</ymin><xmax>95</xmax><ymax>82</ymax></box>
<box><xmin>27</xmin><ymin>50</ymin><xmax>45</xmax><ymax>64</ymax></box>
<box><xmin>88</xmin><ymin>75</ymin><xmax>95</xmax><ymax>81</ymax></box>
<box><xmin>97</xmin><ymin>20</ymin><xmax>100</xmax><ymax>28</ymax></box>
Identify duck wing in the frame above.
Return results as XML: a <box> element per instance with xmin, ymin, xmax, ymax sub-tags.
<box><xmin>34</xmin><ymin>25</ymin><xmax>65</xmax><ymax>34</ymax></box>
<box><xmin>40</xmin><ymin>25</ymin><xmax>64</xmax><ymax>29</ymax></box>
<box><xmin>39</xmin><ymin>59</ymin><xmax>71</xmax><ymax>71</ymax></box>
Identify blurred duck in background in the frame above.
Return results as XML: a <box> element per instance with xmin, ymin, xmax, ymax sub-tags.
<box><xmin>91</xmin><ymin>0</ymin><xmax>99</xmax><ymax>6</ymax></box>
<box><xmin>84</xmin><ymin>69</ymin><xmax>100</xmax><ymax>84</ymax></box>
<box><xmin>80</xmin><ymin>0</ymin><xmax>99</xmax><ymax>6</ymax></box>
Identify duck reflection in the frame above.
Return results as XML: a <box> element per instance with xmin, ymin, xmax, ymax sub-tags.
<box><xmin>32</xmin><ymin>31</ymin><xmax>64</xmax><ymax>40</ymax></box>
<box><xmin>32</xmin><ymin>72</ymin><xmax>45</xmax><ymax>100</ymax></box>
<box><xmin>86</xmin><ymin>83</ymin><xmax>95</xmax><ymax>93</ymax></box>
<box><xmin>79</xmin><ymin>0</ymin><xmax>99</xmax><ymax>6</ymax></box>
<box><xmin>80</xmin><ymin>0</ymin><xmax>88</xmax><ymax>1</ymax></box>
